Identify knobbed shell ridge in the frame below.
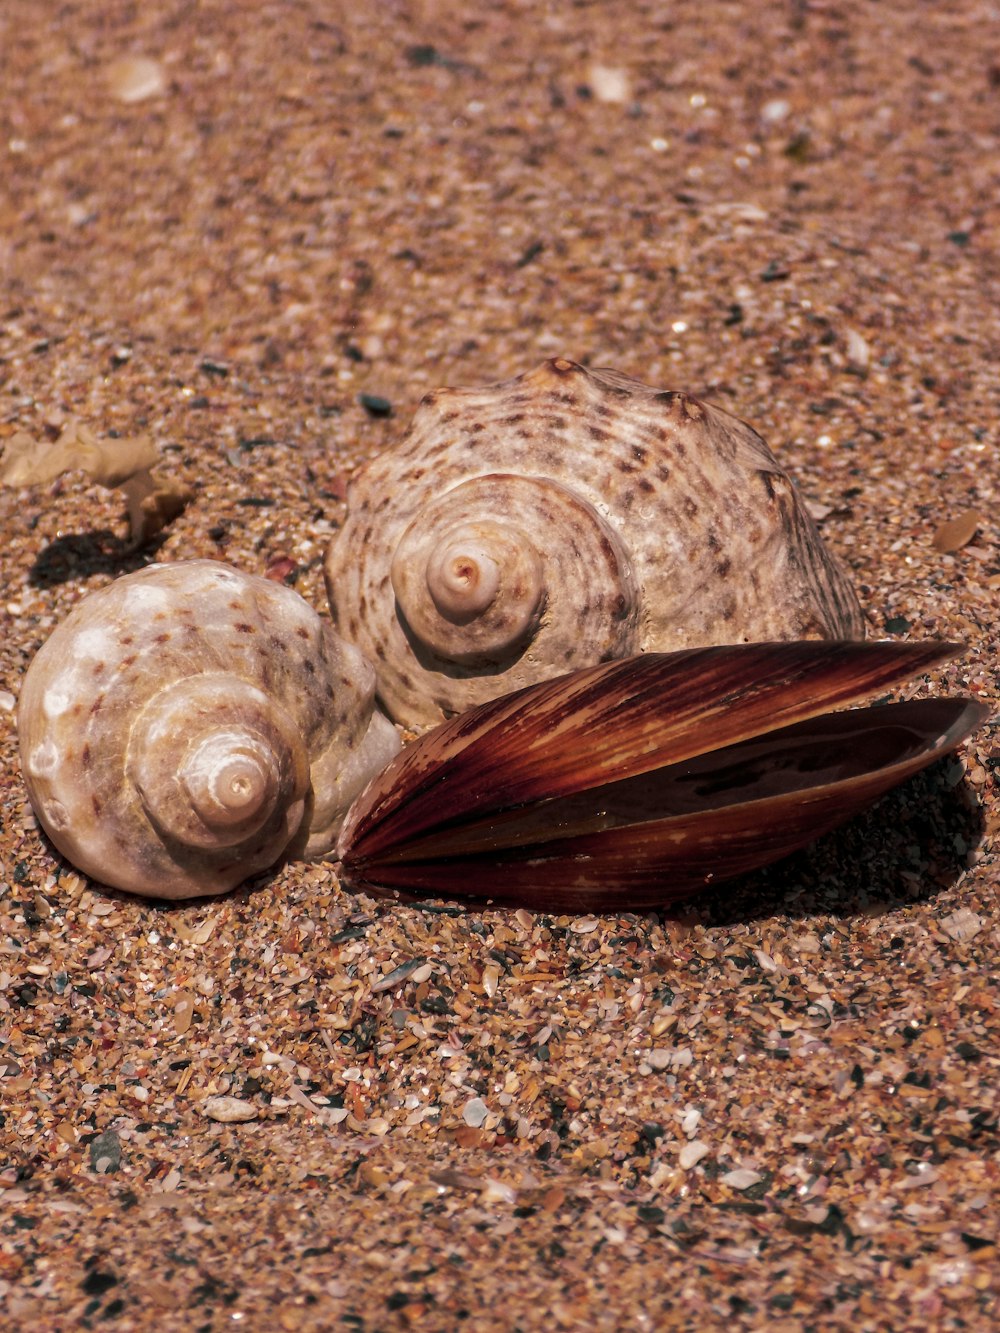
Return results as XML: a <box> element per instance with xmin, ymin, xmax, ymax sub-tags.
<box><xmin>18</xmin><ymin>560</ymin><xmax>400</xmax><ymax>899</ymax></box>
<box><xmin>325</xmin><ymin>357</ymin><xmax>864</xmax><ymax>728</ymax></box>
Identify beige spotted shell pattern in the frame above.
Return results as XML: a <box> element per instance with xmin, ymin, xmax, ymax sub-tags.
<box><xmin>325</xmin><ymin>358</ymin><xmax>864</xmax><ymax>728</ymax></box>
<box><xmin>17</xmin><ymin>561</ymin><xmax>400</xmax><ymax>899</ymax></box>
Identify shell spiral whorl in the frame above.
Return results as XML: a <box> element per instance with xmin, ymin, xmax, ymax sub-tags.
<box><xmin>393</xmin><ymin>514</ymin><xmax>545</xmax><ymax>665</ymax></box>
<box><xmin>389</xmin><ymin>474</ymin><xmax>638</xmax><ymax>680</ymax></box>
<box><xmin>342</xmin><ymin>468</ymin><xmax>643</xmax><ymax>724</ymax></box>
<box><xmin>128</xmin><ymin>675</ymin><xmax>308</xmax><ymax>850</ymax></box>
<box><xmin>18</xmin><ymin>561</ymin><xmax>400</xmax><ymax>899</ymax></box>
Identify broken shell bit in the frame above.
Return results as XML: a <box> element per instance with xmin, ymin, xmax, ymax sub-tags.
<box><xmin>18</xmin><ymin>561</ymin><xmax>400</xmax><ymax>899</ymax></box>
<box><xmin>324</xmin><ymin>358</ymin><xmax>864</xmax><ymax>728</ymax></box>
<box><xmin>336</xmin><ymin>640</ymin><xmax>989</xmax><ymax>912</ymax></box>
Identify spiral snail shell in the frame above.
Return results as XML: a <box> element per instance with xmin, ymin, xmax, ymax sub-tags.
<box><xmin>17</xmin><ymin>561</ymin><xmax>400</xmax><ymax>899</ymax></box>
<box><xmin>325</xmin><ymin>358</ymin><xmax>864</xmax><ymax>728</ymax></box>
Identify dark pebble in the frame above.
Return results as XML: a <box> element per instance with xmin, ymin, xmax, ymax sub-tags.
<box><xmin>359</xmin><ymin>393</ymin><xmax>393</xmax><ymax>418</ymax></box>
<box><xmin>955</xmin><ymin>1041</ymin><xmax>981</xmax><ymax>1061</ymax></box>
<box><xmin>329</xmin><ymin>926</ymin><xmax>369</xmax><ymax>944</ymax></box>
<box><xmin>516</xmin><ymin>241</ymin><xmax>545</xmax><ymax>268</ymax></box>
<box><xmin>760</xmin><ymin>259</ymin><xmax>790</xmax><ymax>282</ymax></box>
<box><xmin>961</xmin><ymin>1232</ymin><xmax>994</xmax><ymax>1250</ymax></box>
<box><xmin>406</xmin><ymin>44</ymin><xmax>441</xmax><ymax>67</ymax></box>
<box><xmin>82</xmin><ymin>1270</ymin><xmax>118</xmax><ymax>1296</ymax></box>
<box><xmin>89</xmin><ymin>1129</ymin><xmax>122</xmax><ymax>1174</ymax></box>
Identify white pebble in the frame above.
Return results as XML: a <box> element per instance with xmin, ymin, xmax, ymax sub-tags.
<box><xmin>898</xmin><ymin>1163</ymin><xmax>940</xmax><ymax>1190</ymax></box>
<box><xmin>679</xmin><ymin>1140</ymin><xmax>710</xmax><ymax>1170</ymax></box>
<box><xmin>570</xmin><ymin>916</ymin><xmax>599</xmax><ymax>934</ymax></box>
<box><xmin>681</xmin><ymin>1108</ymin><xmax>702</xmax><ymax>1137</ymax></box>
<box><xmin>845</xmin><ymin>328</ymin><xmax>871</xmax><ymax>371</ymax></box>
<box><xmin>106</xmin><ymin>55</ymin><xmax>167</xmax><ymax>104</ymax></box>
<box><xmin>589</xmin><ymin>65</ymin><xmax>631</xmax><ymax>104</ymax></box>
<box><xmin>754</xmin><ymin>948</ymin><xmax>779</xmax><ymax>973</ymax></box>
<box><xmin>201</xmin><ymin>1095</ymin><xmax>259</xmax><ymax>1123</ymax></box>
<box><xmin>721</xmin><ymin>1168</ymin><xmax>763</xmax><ymax>1190</ymax></box>
<box><xmin>463</xmin><ymin>1097</ymin><xmax>489</xmax><ymax>1128</ymax></box>
<box><xmin>940</xmin><ymin>908</ymin><xmax>983</xmax><ymax>942</ymax></box>
<box><xmin>762</xmin><ymin>98</ymin><xmax>790</xmax><ymax>122</ymax></box>
<box><xmin>479</xmin><ymin>1177</ymin><xmax>518</xmax><ymax>1205</ymax></box>
<box><xmin>649</xmin><ymin>1045</ymin><xmax>692</xmax><ymax>1070</ymax></box>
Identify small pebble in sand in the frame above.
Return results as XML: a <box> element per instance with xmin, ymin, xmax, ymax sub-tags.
<box><xmin>201</xmin><ymin>1095</ymin><xmax>260</xmax><ymax>1124</ymax></box>
<box><xmin>940</xmin><ymin>908</ymin><xmax>984</xmax><ymax>941</ymax></box>
<box><xmin>932</xmin><ymin>509</ymin><xmax>981</xmax><ymax>554</ymax></box>
<box><xmin>462</xmin><ymin>1098</ymin><xmax>489</xmax><ymax>1129</ymax></box>
<box><xmin>720</xmin><ymin>1168</ymin><xmax>764</xmax><ymax>1190</ymax></box>
<box><xmin>679</xmin><ymin>1140</ymin><xmax>710</xmax><ymax>1170</ymax></box>
<box><xmin>588</xmin><ymin>65</ymin><xmax>631</xmax><ymax>104</ymax></box>
<box><xmin>105</xmin><ymin>55</ymin><xmax>168</xmax><ymax>103</ymax></box>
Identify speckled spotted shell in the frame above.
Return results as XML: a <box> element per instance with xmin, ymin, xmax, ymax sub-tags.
<box><xmin>325</xmin><ymin>358</ymin><xmax>864</xmax><ymax>728</ymax></box>
<box><xmin>18</xmin><ymin>561</ymin><xmax>400</xmax><ymax>899</ymax></box>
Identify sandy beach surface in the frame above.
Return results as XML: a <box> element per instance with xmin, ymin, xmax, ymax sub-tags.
<box><xmin>1</xmin><ymin>2</ymin><xmax>997</xmax><ymax>1328</ymax></box>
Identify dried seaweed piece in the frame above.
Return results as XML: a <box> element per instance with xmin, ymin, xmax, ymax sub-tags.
<box><xmin>0</xmin><ymin>420</ymin><xmax>192</xmax><ymax>548</ymax></box>
<box><xmin>337</xmin><ymin>640</ymin><xmax>989</xmax><ymax>911</ymax></box>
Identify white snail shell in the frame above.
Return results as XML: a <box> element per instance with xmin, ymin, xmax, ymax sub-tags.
<box><xmin>325</xmin><ymin>358</ymin><xmax>864</xmax><ymax>728</ymax></box>
<box><xmin>17</xmin><ymin>561</ymin><xmax>400</xmax><ymax>899</ymax></box>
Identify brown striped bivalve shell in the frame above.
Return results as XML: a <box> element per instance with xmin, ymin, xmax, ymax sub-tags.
<box><xmin>324</xmin><ymin>358</ymin><xmax>864</xmax><ymax>728</ymax></box>
<box><xmin>17</xmin><ymin>560</ymin><xmax>400</xmax><ymax>899</ymax></box>
<box><xmin>336</xmin><ymin>640</ymin><xmax>989</xmax><ymax>912</ymax></box>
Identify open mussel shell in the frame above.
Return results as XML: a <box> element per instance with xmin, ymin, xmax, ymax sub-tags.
<box><xmin>337</xmin><ymin>641</ymin><xmax>990</xmax><ymax>912</ymax></box>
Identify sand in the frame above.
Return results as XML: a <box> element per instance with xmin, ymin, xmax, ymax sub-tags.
<box><xmin>0</xmin><ymin>2</ymin><xmax>997</xmax><ymax>1328</ymax></box>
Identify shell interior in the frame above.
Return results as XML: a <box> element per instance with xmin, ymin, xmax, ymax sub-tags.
<box><xmin>337</xmin><ymin>640</ymin><xmax>989</xmax><ymax>911</ymax></box>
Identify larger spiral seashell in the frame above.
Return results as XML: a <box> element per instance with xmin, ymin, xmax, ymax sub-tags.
<box><xmin>325</xmin><ymin>358</ymin><xmax>864</xmax><ymax>728</ymax></box>
<box><xmin>17</xmin><ymin>561</ymin><xmax>400</xmax><ymax>899</ymax></box>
